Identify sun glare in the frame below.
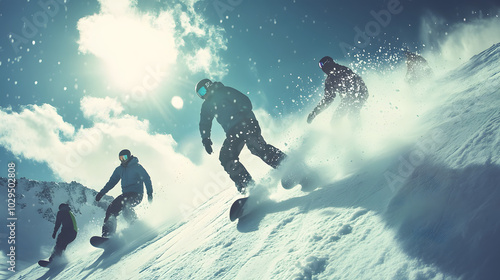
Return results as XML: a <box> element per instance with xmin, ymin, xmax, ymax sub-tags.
<box><xmin>78</xmin><ymin>9</ymin><xmax>178</xmax><ymax>91</ymax></box>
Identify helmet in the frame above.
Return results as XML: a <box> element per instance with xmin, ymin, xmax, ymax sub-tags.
<box><xmin>195</xmin><ymin>79</ymin><xmax>213</xmax><ymax>99</ymax></box>
<box><xmin>59</xmin><ymin>203</ymin><xmax>70</xmax><ymax>211</ymax></box>
<box><xmin>319</xmin><ymin>56</ymin><xmax>334</xmax><ymax>70</ymax></box>
<box><xmin>119</xmin><ymin>149</ymin><xmax>131</xmax><ymax>162</ymax></box>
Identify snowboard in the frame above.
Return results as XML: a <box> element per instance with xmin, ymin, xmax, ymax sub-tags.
<box><xmin>38</xmin><ymin>260</ymin><xmax>51</xmax><ymax>267</ymax></box>
<box><xmin>229</xmin><ymin>197</ymin><xmax>249</xmax><ymax>222</ymax></box>
<box><xmin>90</xmin><ymin>236</ymin><xmax>110</xmax><ymax>248</ymax></box>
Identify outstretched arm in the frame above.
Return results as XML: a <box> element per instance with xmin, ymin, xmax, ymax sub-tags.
<box><xmin>96</xmin><ymin>168</ymin><xmax>120</xmax><ymax>201</ymax></box>
<box><xmin>140</xmin><ymin>166</ymin><xmax>153</xmax><ymax>202</ymax></box>
<box><xmin>308</xmin><ymin>88</ymin><xmax>336</xmax><ymax>123</ymax></box>
<box><xmin>199</xmin><ymin>103</ymin><xmax>214</xmax><ymax>140</ymax></box>
<box><xmin>53</xmin><ymin>212</ymin><xmax>62</xmax><ymax>238</ymax></box>
<box><xmin>199</xmin><ymin>103</ymin><xmax>215</xmax><ymax>154</ymax></box>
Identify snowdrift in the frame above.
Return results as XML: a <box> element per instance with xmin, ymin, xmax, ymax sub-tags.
<box><xmin>4</xmin><ymin>43</ymin><xmax>500</xmax><ymax>280</ymax></box>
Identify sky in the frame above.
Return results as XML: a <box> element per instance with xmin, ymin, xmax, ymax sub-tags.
<box><xmin>0</xmin><ymin>0</ymin><xmax>499</xmax><ymax>191</ymax></box>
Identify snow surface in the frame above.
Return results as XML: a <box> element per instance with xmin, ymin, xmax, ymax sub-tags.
<box><xmin>2</xmin><ymin>43</ymin><xmax>500</xmax><ymax>280</ymax></box>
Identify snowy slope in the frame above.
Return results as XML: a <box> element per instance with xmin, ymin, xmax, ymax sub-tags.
<box><xmin>6</xmin><ymin>43</ymin><xmax>500</xmax><ymax>280</ymax></box>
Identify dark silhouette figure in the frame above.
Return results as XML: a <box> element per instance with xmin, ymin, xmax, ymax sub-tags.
<box><xmin>50</xmin><ymin>203</ymin><xmax>77</xmax><ymax>261</ymax></box>
<box><xmin>196</xmin><ymin>79</ymin><xmax>287</xmax><ymax>193</ymax></box>
<box><xmin>405</xmin><ymin>51</ymin><xmax>433</xmax><ymax>84</ymax></box>
<box><xmin>308</xmin><ymin>56</ymin><xmax>369</xmax><ymax>125</ymax></box>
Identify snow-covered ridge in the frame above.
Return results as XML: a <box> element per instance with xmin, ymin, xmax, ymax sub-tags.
<box><xmin>0</xmin><ymin>177</ymin><xmax>110</xmax><ymax>221</ymax></box>
<box><xmin>4</xmin><ymin>43</ymin><xmax>500</xmax><ymax>279</ymax></box>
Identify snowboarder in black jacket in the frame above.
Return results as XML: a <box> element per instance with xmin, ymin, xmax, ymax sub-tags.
<box><xmin>405</xmin><ymin>51</ymin><xmax>433</xmax><ymax>84</ymax></box>
<box><xmin>49</xmin><ymin>203</ymin><xmax>77</xmax><ymax>261</ymax></box>
<box><xmin>196</xmin><ymin>79</ymin><xmax>286</xmax><ymax>193</ymax></box>
<box><xmin>95</xmin><ymin>149</ymin><xmax>153</xmax><ymax>237</ymax></box>
<box><xmin>307</xmin><ymin>56</ymin><xmax>369</xmax><ymax>124</ymax></box>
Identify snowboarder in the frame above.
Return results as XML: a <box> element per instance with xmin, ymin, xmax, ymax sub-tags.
<box><xmin>307</xmin><ymin>56</ymin><xmax>369</xmax><ymax>124</ymax></box>
<box><xmin>196</xmin><ymin>79</ymin><xmax>287</xmax><ymax>194</ymax></box>
<box><xmin>405</xmin><ymin>51</ymin><xmax>433</xmax><ymax>84</ymax></box>
<box><xmin>49</xmin><ymin>203</ymin><xmax>77</xmax><ymax>262</ymax></box>
<box><xmin>95</xmin><ymin>149</ymin><xmax>153</xmax><ymax>237</ymax></box>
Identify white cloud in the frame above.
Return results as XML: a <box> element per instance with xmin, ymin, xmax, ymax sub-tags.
<box><xmin>0</xmin><ymin>98</ymin><xmax>234</xmax><ymax>220</ymax></box>
<box><xmin>77</xmin><ymin>0</ymin><xmax>227</xmax><ymax>90</ymax></box>
<box><xmin>186</xmin><ymin>48</ymin><xmax>213</xmax><ymax>74</ymax></box>
<box><xmin>0</xmin><ymin>104</ymin><xmax>74</xmax><ymax>159</ymax></box>
<box><xmin>81</xmin><ymin>96</ymin><xmax>124</xmax><ymax>120</ymax></box>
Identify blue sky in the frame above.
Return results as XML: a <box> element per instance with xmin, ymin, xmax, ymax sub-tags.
<box><xmin>0</xmin><ymin>0</ymin><xmax>499</xmax><ymax>185</ymax></box>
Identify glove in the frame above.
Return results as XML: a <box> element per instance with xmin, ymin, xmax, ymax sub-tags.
<box><xmin>307</xmin><ymin>112</ymin><xmax>316</xmax><ymax>124</ymax></box>
<box><xmin>148</xmin><ymin>193</ymin><xmax>153</xmax><ymax>203</ymax></box>
<box><xmin>202</xmin><ymin>138</ymin><xmax>213</xmax><ymax>154</ymax></box>
<box><xmin>52</xmin><ymin>231</ymin><xmax>56</xmax><ymax>239</ymax></box>
<box><xmin>95</xmin><ymin>191</ymin><xmax>104</xmax><ymax>202</ymax></box>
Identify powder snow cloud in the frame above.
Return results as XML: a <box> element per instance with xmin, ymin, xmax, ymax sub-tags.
<box><xmin>419</xmin><ymin>12</ymin><xmax>500</xmax><ymax>70</ymax></box>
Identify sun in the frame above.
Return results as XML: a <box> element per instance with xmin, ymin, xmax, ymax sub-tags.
<box><xmin>77</xmin><ymin>5</ymin><xmax>178</xmax><ymax>91</ymax></box>
<box><xmin>171</xmin><ymin>96</ymin><xmax>184</xmax><ymax>110</ymax></box>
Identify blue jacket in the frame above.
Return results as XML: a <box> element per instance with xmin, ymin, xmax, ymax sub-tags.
<box><xmin>199</xmin><ymin>82</ymin><xmax>256</xmax><ymax>139</ymax></box>
<box><xmin>101</xmin><ymin>157</ymin><xmax>153</xmax><ymax>196</ymax></box>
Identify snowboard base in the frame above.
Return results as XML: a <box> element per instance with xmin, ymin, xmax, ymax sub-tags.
<box><xmin>90</xmin><ymin>236</ymin><xmax>110</xmax><ymax>248</ymax></box>
<box><xmin>230</xmin><ymin>197</ymin><xmax>249</xmax><ymax>222</ymax></box>
<box><xmin>38</xmin><ymin>260</ymin><xmax>51</xmax><ymax>267</ymax></box>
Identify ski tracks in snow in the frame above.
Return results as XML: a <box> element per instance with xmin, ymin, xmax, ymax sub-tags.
<box><xmin>446</xmin><ymin>110</ymin><xmax>500</xmax><ymax>167</ymax></box>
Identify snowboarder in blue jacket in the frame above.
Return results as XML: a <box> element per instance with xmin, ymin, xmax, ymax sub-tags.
<box><xmin>196</xmin><ymin>79</ymin><xmax>287</xmax><ymax>193</ymax></box>
<box><xmin>49</xmin><ymin>203</ymin><xmax>77</xmax><ymax>261</ymax></box>
<box><xmin>95</xmin><ymin>149</ymin><xmax>153</xmax><ymax>237</ymax></box>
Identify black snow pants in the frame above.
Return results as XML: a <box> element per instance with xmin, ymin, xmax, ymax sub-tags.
<box><xmin>219</xmin><ymin>119</ymin><xmax>286</xmax><ymax>192</ymax></box>
<box><xmin>102</xmin><ymin>192</ymin><xmax>143</xmax><ymax>237</ymax></box>
<box><xmin>50</xmin><ymin>230</ymin><xmax>77</xmax><ymax>261</ymax></box>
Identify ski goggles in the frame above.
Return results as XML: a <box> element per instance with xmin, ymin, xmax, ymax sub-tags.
<box><xmin>319</xmin><ymin>60</ymin><xmax>330</xmax><ymax>69</ymax></box>
<box><xmin>197</xmin><ymin>86</ymin><xmax>208</xmax><ymax>98</ymax></box>
<box><xmin>119</xmin><ymin>155</ymin><xmax>128</xmax><ymax>162</ymax></box>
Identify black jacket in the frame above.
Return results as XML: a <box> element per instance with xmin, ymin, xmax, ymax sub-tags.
<box><xmin>199</xmin><ymin>82</ymin><xmax>256</xmax><ymax>139</ymax></box>
<box><xmin>312</xmin><ymin>63</ymin><xmax>368</xmax><ymax>115</ymax></box>
<box><xmin>54</xmin><ymin>204</ymin><xmax>77</xmax><ymax>235</ymax></box>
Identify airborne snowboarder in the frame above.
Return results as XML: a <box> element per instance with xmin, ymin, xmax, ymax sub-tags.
<box><xmin>42</xmin><ymin>203</ymin><xmax>77</xmax><ymax>265</ymax></box>
<box><xmin>196</xmin><ymin>79</ymin><xmax>287</xmax><ymax>194</ymax></box>
<box><xmin>95</xmin><ymin>149</ymin><xmax>153</xmax><ymax>238</ymax></box>
<box><xmin>307</xmin><ymin>56</ymin><xmax>369</xmax><ymax>125</ymax></box>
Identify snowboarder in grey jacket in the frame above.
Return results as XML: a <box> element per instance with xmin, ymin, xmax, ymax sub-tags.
<box><xmin>95</xmin><ymin>149</ymin><xmax>153</xmax><ymax>237</ymax></box>
<box><xmin>307</xmin><ymin>56</ymin><xmax>369</xmax><ymax>124</ymax></box>
<box><xmin>49</xmin><ymin>203</ymin><xmax>77</xmax><ymax>261</ymax></box>
<box><xmin>196</xmin><ymin>79</ymin><xmax>286</xmax><ymax>193</ymax></box>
